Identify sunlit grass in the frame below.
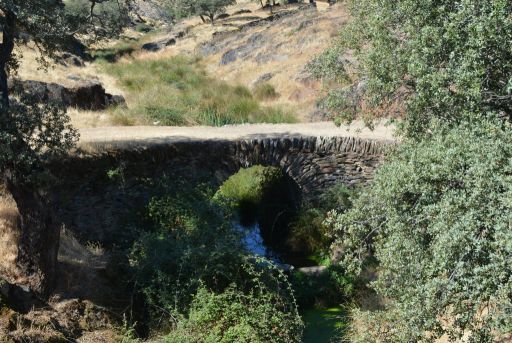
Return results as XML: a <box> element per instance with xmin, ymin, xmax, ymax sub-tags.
<box><xmin>100</xmin><ymin>56</ymin><xmax>297</xmax><ymax>126</ymax></box>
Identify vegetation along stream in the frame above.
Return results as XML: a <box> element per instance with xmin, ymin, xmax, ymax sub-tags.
<box><xmin>216</xmin><ymin>166</ymin><xmax>357</xmax><ymax>342</ymax></box>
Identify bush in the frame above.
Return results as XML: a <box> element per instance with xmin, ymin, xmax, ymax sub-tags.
<box><xmin>330</xmin><ymin>118</ymin><xmax>512</xmax><ymax>342</ymax></box>
<box><xmin>253</xmin><ymin>83</ymin><xmax>279</xmax><ymax>100</ymax></box>
<box><xmin>215</xmin><ymin>166</ymin><xmax>285</xmax><ymax>228</ymax></box>
<box><xmin>92</xmin><ymin>41</ymin><xmax>136</xmax><ymax>62</ymax></box>
<box><xmin>288</xmin><ymin>183</ymin><xmax>355</xmax><ymax>255</ymax></box>
<box><xmin>163</xmin><ymin>283</ymin><xmax>303</xmax><ymax>343</ymax></box>
<box><xmin>215</xmin><ymin>166</ymin><xmax>282</xmax><ymax>208</ymax></box>
<box><xmin>134</xmin><ymin>23</ymin><xmax>153</xmax><ymax>33</ymax></box>
<box><xmin>310</xmin><ymin>0</ymin><xmax>512</xmax><ymax>138</ymax></box>
<box><xmin>292</xmin><ymin>265</ymin><xmax>355</xmax><ymax>309</ymax></box>
<box><xmin>130</xmin><ymin>184</ymin><xmax>241</xmax><ymax>315</ymax></box>
<box><xmin>129</xmin><ymin>180</ymin><xmax>303</xmax><ymax>341</ymax></box>
<box><xmin>102</xmin><ymin>56</ymin><xmax>296</xmax><ymax>126</ymax></box>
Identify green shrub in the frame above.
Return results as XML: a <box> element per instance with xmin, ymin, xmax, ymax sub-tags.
<box><xmin>134</xmin><ymin>23</ymin><xmax>153</xmax><ymax>33</ymax></box>
<box><xmin>92</xmin><ymin>41</ymin><xmax>136</xmax><ymax>62</ymax></box>
<box><xmin>129</xmin><ymin>179</ymin><xmax>303</xmax><ymax>340</ymax></box>
<box><xmin>214</xmin><ymin>166</ymin><xmax>283</xmax><ymax>224</ymax></box>
<box><xmin>253</xmin><ymin>83</ymin><xmax>279</xmax><ymax>100</ymax></box>
<box><xmin>292</xmin><ymin>265</ymin><xmax>355</xmax><ymax>309</ymax></box>
<box><xmin>331</xmin><ymin>118</ymin><xmax>512</xmax><ymax>342</ymax></box>
<box><xmin>288</xmin><ymin>183</ymin><xmax>356</xmax><ymax>255</ymax></box>
<box><xmin>102</xmin><ymin>56</ymin><xmax>297</xmax><ymax>126</ymax></box>
<box><xmin>310</xmin><ymin>0</ymin><xmax>512</xmax><ymax>138</ymax></box>
<box><xmin>215</xmin><ymin>166</ymin><xmax>281</xmax><ymax>206</ymax></box>
<box><xmin>163</xmin><ymin>283</ymin><xmax>303</xmax><ymax>343</ymax></box>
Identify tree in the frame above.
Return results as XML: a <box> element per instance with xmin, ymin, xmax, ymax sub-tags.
<box><xmin>328</xmin><ymin>118</ymin><xmax>512</xmax><ymax>342</ymax></box>
<box><xmin>309</xmin><ymin>0</ymin><xmax>512</xmax><ymax>138</ymax></box>
<box><xmin>193</xmin><ymin>0</ymin><xmax>236</xmax><ymax>24</ymax></box>
<box><xmin>170</xmin><ymin>0</ymin><xmax>235</xmax><ymax>24</ymax></box>
<box><xmin>0</xmin><ymin>0</ymin><xmax>132</xmax><ymax>296</ymax></box>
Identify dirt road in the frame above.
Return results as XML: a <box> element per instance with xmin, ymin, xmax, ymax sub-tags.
<box><xmin>78</xmin><ymin>121</ymin><xmax>396</xmax><ymax>151</ymax></box>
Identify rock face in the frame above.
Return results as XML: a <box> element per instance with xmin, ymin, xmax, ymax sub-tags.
<box><xmin>57</xmin><ymin>52</ymin><xmax>85</xmax><ymax>67</ymax></box>
<box><xmin>251</xmin><ymin>72</ymin><xmax>275</xmax><ymax>87</ymax></box>
<box><xmin>9</xmin><ymin>79</ymin><xmax>126</xmax><ymax>110</ymax></box>
<box><xmin>49</xmin><ymin>136</ymin><xmax>391</xmax><ymax>245</ymax></box>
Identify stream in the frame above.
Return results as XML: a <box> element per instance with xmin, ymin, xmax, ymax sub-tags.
<box><xmin>236</xmin><ymin>220</ymin><xmax>346</xmax><ymax>343</ymax></box>
<box><xmin>235</xmin><ymin>221</ymin><xmax>284</xmax><ymax>264</ymax></box>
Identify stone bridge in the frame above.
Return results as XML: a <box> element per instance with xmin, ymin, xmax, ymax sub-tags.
<box><xmin>50</xmin><ymin>124</ymin><xmax>393</xmax><ymax>244</ymax></box>
<box><xmin>0</xmin><ymin>123</ymin><xmax>394</xmax><ymax>297</ymax></box>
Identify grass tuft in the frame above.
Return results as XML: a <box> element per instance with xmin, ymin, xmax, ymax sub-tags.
<box><xmin>253</xmin><ymin>82</ymin><xmax>279</xmax><ymax>100</ymax></box>
<box><xmin>92</xmin><ymin>41</ymin><xmax>137</xmax><ymax>63</ymax></box>
<box><xmin>101</xmin><ymin>56</ymin><xmax>297</xmax><ymax>126</ymax></box>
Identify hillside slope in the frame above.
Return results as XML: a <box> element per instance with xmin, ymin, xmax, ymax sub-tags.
<box><xmin>143</xmin><ymin>1</ymin><xmax>349</xmax><ymax>121</ymax></box>
<box><xmin>16</xmin><ymin>1</ymin><xmax>349</xmax><ymax>127</ymax></box>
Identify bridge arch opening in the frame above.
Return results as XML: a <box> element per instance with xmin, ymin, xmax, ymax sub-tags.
<box><xmin>216</xmin><ymin>165</ymin><xmax>308</xmax><ymax>264</ymax></box>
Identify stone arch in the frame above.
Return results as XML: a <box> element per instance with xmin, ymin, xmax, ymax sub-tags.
<box><xmin>230</xmin><ymin>136</ymin><xmax>387</xmax><ymax>195</ymax></box>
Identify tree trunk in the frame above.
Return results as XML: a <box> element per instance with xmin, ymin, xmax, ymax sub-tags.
<box><xmin>4</xmin><ymin>172</ymin><xmax>60</xmax><ymax>297</ymax></box>
<box><xmin>0</xmin><ymin>10</ymin><xmax>59</xmax><ymax>297</ymax></box>
<box><xmin>0</xmin><ymin>10</ymin><xmax>15</xmax><ymax>108</ymax></box>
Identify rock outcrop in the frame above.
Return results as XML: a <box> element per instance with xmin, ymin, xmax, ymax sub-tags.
<box><xmin>9</xmin><ymin>79</ymin><xmax>126</xmax><ymax>110</ymax></box>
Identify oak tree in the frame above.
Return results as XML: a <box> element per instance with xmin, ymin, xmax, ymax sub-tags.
<box><xmin>0</xmin><ymin>0</ymin><xmax>132</xmax><ymax>295</ymax></box>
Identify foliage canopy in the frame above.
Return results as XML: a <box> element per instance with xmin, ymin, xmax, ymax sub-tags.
<box><xmin>310</xmin><ymin>0</ymin><xmax>512</xmax><ymax>137</ymax></box>
<box><xmin>329</xmin><ymin>118</ymin><xmax>512</xmax><ymax>342</ymax></box>
<box><xmin>165</xmin><ymin>0</ymin><xmax>236</xmax><ymax>23</ymax></box>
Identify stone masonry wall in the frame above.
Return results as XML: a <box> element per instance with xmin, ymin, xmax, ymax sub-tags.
<box><xmin>49</xmin><ymin>136</ymin><xmax>391</xmax><ymax>245</ymax></box>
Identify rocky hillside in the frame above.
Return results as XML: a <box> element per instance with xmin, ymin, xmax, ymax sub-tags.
<box><xmin>136</xmin><ymin>1</ymin><xmax>348</xmax><ymax>121</ymax></box>
<box><xmin>16</xmin><ymin>1</ymin><xmax>348</xmax><ymax>127</ymax></box>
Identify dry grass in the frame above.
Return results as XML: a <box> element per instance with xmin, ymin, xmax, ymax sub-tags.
<box><xmin>17</xmin><ymin>45</ymin><xmax>124</xmax><ymax>96</ymax></box>
<box><xmin>58</xmin><ymin>228</ymin><xmax>106</xmax><ymax>269</ymax></box>
<box><xmin>68</xmin><ymin>108</ymin><xmax>118</xmax><ymax>129</ymax></box>
<box><xmin>99</xmin><ymin>55</ymin><xmax>297</xmax><ymax>125</ymax></box>
<box><xmin>106</xmin><ymin>2</ymin><xmax>349</xmax><ymax>121</ymax></box>
<box><xmin>0</xmin><ymin>194</ymin><xmax>20</xmax><ymax>283</ymax></box>
<box><xmin>16</xmin><ymin>44</ymin><xmax>126</xmax><ymax>128</ymax></box>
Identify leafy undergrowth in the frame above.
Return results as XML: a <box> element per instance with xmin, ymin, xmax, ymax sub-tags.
<box><xmin>101</xmin><ymin>56</ymin><xmax>297</xmax><ymax>126</ymax></box>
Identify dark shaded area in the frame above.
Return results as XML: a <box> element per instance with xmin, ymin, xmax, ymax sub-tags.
<box><xmin>234</xmin><ymin>169</ymin><xmax>304</xmax><ymax>264</ymax></box>
<box><xmin>259</xmin><ymin>172</ymin><xmax>301</xmax><ymax>254</ymax></box>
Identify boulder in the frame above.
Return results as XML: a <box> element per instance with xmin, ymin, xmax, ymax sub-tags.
<box><xmin>216</xmin><ymin>13</ymin><xmax>230</xmax><ymax>20</ymax></box>
<box><xmin>58</xmin><ymin>52</ymin><xmax>85</xmax><ymax>67</ymax></box>
<box><xmin>9</xmin><ymin>79</ymin><xmax>126</xmax><ymax>111</ymax></box>
<box><xmin>251</xmin><ymin>72</ymin><xmax>275</xmax><ymax>87</ymax></box>
<box><xmin>141</xmin><ymin>42</ymin><xmax>160</xmax><ymax>52</ymax></box>
<box><xmin>141</xmin><ymin>36</ymin><xmax>178</xmax><ymax>52</ymax></box>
